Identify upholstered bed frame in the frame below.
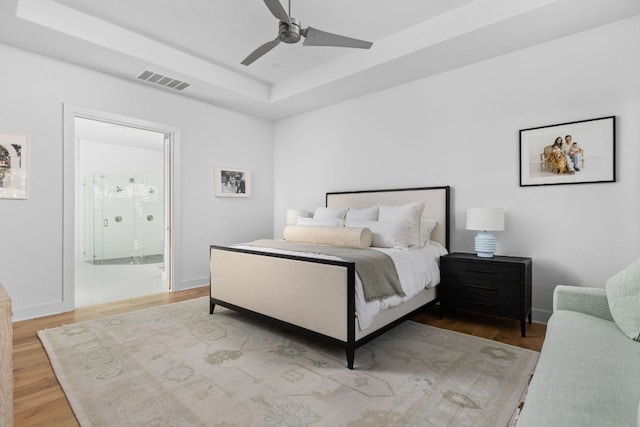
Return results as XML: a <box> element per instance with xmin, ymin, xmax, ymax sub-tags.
<box><xmin>209</xmin><ymin>186</ymin><xmax>450</xmax><ymax>369</ymax></box>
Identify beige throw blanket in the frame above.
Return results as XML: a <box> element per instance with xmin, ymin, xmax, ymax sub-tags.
<box><xmin>246</xmin><ymin>239</ymin><xmax>405</xmax><ymax>302</ymax></box>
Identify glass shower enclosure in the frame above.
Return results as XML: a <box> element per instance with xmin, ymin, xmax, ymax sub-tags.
<box><xmin>84</xmin><ymin>173</ymin><xmax>164</xmax><ymax>265</ymax></box>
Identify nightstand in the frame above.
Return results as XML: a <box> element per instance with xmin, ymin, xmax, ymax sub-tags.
<box><xmin>440</xmin><ymin>252</ymin><xmax>532</xmax><ymax>337</ymax></box>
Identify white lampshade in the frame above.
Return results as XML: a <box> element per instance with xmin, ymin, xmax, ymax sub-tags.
<box><xmin>466</xmin><ymin>208</ymin><xmax>505</xmax><ymax>231</ymax></box>
<box><xmin>466</xmin><ymin>208</ymin><xmax>505</xmax><ymax>258</ymax></box>
<box><xmin>286</xmin><ymin>209</ymin><xmax>309</xmax><ymax>225</ymax></box>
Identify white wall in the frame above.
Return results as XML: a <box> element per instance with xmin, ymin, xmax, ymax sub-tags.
<box><xmin>2</xmin><ymin>16</ymin><xmax>638</xmax><ymax>322</ymax></box>
<box><xmin>0</xmin><ymin>44</ymin><xmax>274</xmax><ymax>320</ymax></box>
<box><xmin>273</xmin><ymin>16</ymin><xmax>640</xmax><ymax>322</ymax></box>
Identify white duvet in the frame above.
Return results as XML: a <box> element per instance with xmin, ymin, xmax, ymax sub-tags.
<box><xmin>234</xmin><ymin>241</ymin><xmax>448</xmax><ymax>330</ymax></box>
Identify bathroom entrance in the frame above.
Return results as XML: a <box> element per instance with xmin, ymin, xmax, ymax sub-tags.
<box><xmin>74</xmin><ymin>116</ymin><xmax>172</xmax><ymax>307</ymax></box>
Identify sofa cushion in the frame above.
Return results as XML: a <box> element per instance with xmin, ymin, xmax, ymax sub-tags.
<box><xmin>517</xmin><ymin>310</ymin><xmax>640</xmax><ymax>427</ymax></box>
<box><xmin>606</xmin><ymin>257</ymin><xmax>640</xmax><ymax>342</ymax></box>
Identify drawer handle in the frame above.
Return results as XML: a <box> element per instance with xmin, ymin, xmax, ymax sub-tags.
<box><xmin>464</xmin><ymin>299</ymin><xmax>496</xmax><ymax>307</ymax></box>
<box><xmin>464</xmin><ymin>268</ymin><xmax>497</xmax><ymax>275</ymax></box>
<box><xmin>463</xmin><ymin>284</ymin><xmax>497</xmax><ymax>292</ymax></box>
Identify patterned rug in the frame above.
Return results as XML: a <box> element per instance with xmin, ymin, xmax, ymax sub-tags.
<box><xmin>38</xmin><ymin>297</ymin><xmax>538</xmax><ymax>426</ymax></box>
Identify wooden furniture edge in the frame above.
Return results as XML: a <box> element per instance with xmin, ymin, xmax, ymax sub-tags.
<box><xmin>0</xmin><ymin>282</ymin><xmax>13</xmax><ymax>427</ymax></box>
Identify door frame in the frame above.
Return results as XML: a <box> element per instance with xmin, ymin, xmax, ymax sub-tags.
<box><xmin>62</xmin><ymin>104</ymin><xmax>181</xmax><ymax>312</ymax></box>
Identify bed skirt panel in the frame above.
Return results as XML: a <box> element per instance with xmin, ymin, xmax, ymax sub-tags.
<box><xmin>210</xmin><ymin>247</ymin><xmax>351</xmax><ymax>341</ymax></box>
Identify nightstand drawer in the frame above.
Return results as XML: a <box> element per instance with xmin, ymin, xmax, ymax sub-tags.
<box><xmin>442</xmin><ymin>260</ymin><xmax>521</xmax><ymax>283</ymax></box>
<box><xmin>451</xmin><ymin>294</ymin><xmax>520</xmax><ymax>317</ymax></box>
<box><xmin>449</xmin><ymin>279</ymin><xmax>520</xmax><ymax>300</ymax></box>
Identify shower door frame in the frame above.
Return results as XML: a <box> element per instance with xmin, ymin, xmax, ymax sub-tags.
<box><xmin>86</xmin><ymin>172</ymin><xmax>166</xmax><ymax>265</ymax></box>
<box><xmin>62</xmin><ymin>104</ymin><xmax>180</xmax><ymax>312</ymax></box>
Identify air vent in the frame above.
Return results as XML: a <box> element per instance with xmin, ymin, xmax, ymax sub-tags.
<box><xmin>135</xmin><ymin>70</ymin><xmax>191</xmax><ymax>91</ymax></box>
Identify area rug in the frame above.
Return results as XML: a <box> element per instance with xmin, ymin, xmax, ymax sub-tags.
<box><xmin>38</xmin><ymin>297</ymin><xmax>539</xmax><ymax>426</ymax></box>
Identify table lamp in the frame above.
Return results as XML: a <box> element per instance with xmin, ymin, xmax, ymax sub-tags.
<box><xmin>466</xmin><ymin>208</ymin><xmax>505</xmax><ymax>258</ymax></box>
<box><xmin>286</xmin><ymin>209</ymin><xmax>309</xmax><ymax>225</ymax></box>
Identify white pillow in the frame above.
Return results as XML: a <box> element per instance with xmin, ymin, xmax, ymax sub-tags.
<box><xmin>378</xmin><ymin>201</ymin><xmax>426</xmax><ymax>248</ymax></box>
<box><xmin>606</xmin><ymin>257</ymin><xmax>640</xmax><ymax>342</ymax></box>
<box><xmin>345</xmin><ymin>219</ymin><xmax>412</xmax><ymax>249</ymax></box>
<box><xmin>297</xmin><ymin>217</ymin><xmax>345</xmax><ymax>227</ymax></box>
<box><xmin>313</xmin><ymin>206</ymin><xmax>348</xmax><ymax>220</ymax></box>
<box><xmin>419</xmin><ymin>220</ymin><xmax>438</xmax><ymax>247</ymax></box>
<box><xmin>345</xmin><ymin>205</ymin><xmax>379</xmax><ymax>221</ymax></box>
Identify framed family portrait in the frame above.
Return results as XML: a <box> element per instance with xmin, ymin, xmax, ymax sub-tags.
<box><xmin>0</xmin><ymin>131</ymin><xmax>29</xmax><ymax>199</ymax></box>
<box><xmin>214</xmin><ymin>166</ymin><xmax>251</xmax><ymax>198</ymax></box>
<box><xmin>519</xmin><ymin>116</ymin><xmax>615</xmax><ymax>187</ymax></box>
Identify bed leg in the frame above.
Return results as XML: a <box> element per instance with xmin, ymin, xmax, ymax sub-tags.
<box><xmin>210</xmin><ymin>300</ymin><xmax>215</xmax><ymax>314</ymax></box>
<box><xmin>346</xmin><ymin>348</ymin><xmax>355</xmax><ymax>370</ymax></box>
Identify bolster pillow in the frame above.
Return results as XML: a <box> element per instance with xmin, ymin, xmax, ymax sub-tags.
<box><xmin>283</xmin><ymin>225</ymin><xmax>373</xmax><ymax>248</ymax></box>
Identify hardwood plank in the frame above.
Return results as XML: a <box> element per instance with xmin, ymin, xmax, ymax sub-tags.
<box><xmin>13</xmin><ymin>286</ymin><xmax>545</xmax><ymax>425</ymax></box>
<box><xmin>411</xmin><ymin>305</ymin><xmax>546</xmax><ymax>352</ymax></box>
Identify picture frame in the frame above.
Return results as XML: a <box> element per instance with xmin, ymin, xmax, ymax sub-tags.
<box><xmin>0</xmin><ymin>131</ymin><xmax>29</xmax><ymax>199</ymax></box>
<box><xmin>519</xmin><ymin>116</ymin><xmax>615</xmax><ymax>187</ymax></box>
<box><xmin>214</xmin><ymin>166</ymin><xmax>251</xmax><ymax>198</ymax></box>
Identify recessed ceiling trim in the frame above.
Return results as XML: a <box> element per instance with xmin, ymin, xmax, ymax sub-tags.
<box><xmin>7</xmin><ymin>0</ymin><xmax>640</xmax><ymax>121</ymax></box>
<box><xmin>15</xmin><ymin>0</ymin><xmax>269</xmax><ymax>101</ymax></box>
<box><xmin>269</xmin><ymin>0</ymin><xmax>560</xmax><ymax>102</ymax></box>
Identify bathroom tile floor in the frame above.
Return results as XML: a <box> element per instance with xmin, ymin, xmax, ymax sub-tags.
<box><xmin>75</xmin><ymin>261</ymin><xmax>168</xmax><ymax>307</ymax></box>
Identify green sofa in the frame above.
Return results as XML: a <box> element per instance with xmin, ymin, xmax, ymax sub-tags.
<box><xmin>517</xmin><ymin>285</ymin><xmax>640</xmax><ymax>426</ymax></box>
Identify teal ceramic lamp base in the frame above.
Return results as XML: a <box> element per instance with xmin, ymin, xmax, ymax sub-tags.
<box><xmin>474</xmin><ymin>231</ymin><xmax>496</xmax><ymax>258</ymax></box>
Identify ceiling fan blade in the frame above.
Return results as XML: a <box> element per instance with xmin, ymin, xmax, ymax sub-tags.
<box><xmin>241</xmin><ymin>39</ymin><xmax>281</xmax><ymax>66</ymax></box>
<box><xmin>263</xmin><ymin>0</ymin><xmax>291</xmax><ymax>25</ymax></box>
<box><xmin>303</xmin><ymin>27</ymin><xmax>373</xmax><ymax>49</ymax></box>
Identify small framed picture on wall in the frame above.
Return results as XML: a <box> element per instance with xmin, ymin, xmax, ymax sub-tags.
<box><xmin>519</xmin><ymin>116</ymin><xmax>615</xmax><ymax>187</ymax></box>
<box><xmin>214</xmin><ymin>166</ymin><xmax>251</xmax><ymax>198</ymax></box>
<box><xmin>0</xmin><ymin>131</ymin><xmax>29</xmax><ymax>199</ymax></box>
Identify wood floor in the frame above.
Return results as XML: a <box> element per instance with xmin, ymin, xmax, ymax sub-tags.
<box><xmin>12</xmin><ymin>287</ymin><xmax>546</xmax><ymax>426</ymax></box>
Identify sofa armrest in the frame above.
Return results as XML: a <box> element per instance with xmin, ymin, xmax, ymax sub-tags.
<box><xmin>553</xmin><ymin>285</ymin><xmax>614</xmax><ymax>322</ymax></box>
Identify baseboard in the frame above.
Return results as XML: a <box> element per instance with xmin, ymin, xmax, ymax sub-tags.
<box><xmin>531</xmin><ymin>308</ymin><xmax>552</xmax><ymax>324</ymax></box>
<box><xmin>13</xmin><ymin>300</ymin><xmax>74</xmax><ymax>322</ymax></box>
<box><xmin>176</xmin><ymin>277</ymin><xmax>208</xmax><ymax>291</ymax></box>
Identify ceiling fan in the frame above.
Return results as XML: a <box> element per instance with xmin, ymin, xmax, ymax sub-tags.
<box><xmin>241</xmin><ymin>0</ymin><xmax>373</xmax><ymax>66</ymax></box>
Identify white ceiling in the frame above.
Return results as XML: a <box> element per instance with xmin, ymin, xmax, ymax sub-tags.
<box><xmin>1</xmin><ymin>0</ymin><xmax>639</xmax><ymax>120</ymax></box>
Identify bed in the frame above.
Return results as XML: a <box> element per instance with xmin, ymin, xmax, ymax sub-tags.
<box><xmin>209</xmin><ymin>186</ymin><xmax>450</xmax><ymax>369</ymax></box>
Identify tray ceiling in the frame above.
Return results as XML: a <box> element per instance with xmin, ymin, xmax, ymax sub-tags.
<box><xmin>1</xmin><ymin>0</ymin><xmax>639</xmax><ymax>120</ymax></box>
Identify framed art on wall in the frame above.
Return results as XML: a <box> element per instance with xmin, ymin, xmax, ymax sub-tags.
<box><xmin>214</xmin><ymin>166</ymin><xmax>251</xmax><ymax>197</ymax></box>
<box><xmin>0</xmin><ymin>131</ymin><xmax>29</xmax><ymax>199</ymax></box>
<box><xmin>519</xmin><ymin>116</ymin><xmax>615</xmax><ymax>187</ymax></box>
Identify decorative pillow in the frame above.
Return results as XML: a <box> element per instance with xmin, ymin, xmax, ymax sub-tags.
<box><xmin>284</xmin><ymin>225</ymin><xmax>372</xmax><ymax>248</ymax></box>
<box><xmin>296</xmin><ymin>217</ymin><xmax>345</xmax><ymax>227</ymax></box>
<box><xmin>606</xmin><ymin>257</ymin><xmax>640</xmax><ymax>342</ymax></box>
<box><xmin>345</xmin><ymin>204</ymin><xmax>380</xmax><ymax>221</ymax></box>
<box><xmin>419</xmin><ymin>220</ymin><xmax>438</xmax><ymax>247</ymax></box>
<box><xmin>313</xmin><ymin>206</ymin><xmax>348</xmax><ymax>220</ymax></box>
<box><xmin>345</xmin><ymin>219</ymin><xmax>412</xmax><ymax>249</ymax></box>
<box><xmin>378</xmin><ymin>201</ymin><xmax>426</xmax><ymax>248</ymax></box>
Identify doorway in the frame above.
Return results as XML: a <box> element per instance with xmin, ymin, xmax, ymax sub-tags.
<box><xmin>62</xmin><ymin>106</ymin><xmax>179</xmax><ymax>310</ymax></box>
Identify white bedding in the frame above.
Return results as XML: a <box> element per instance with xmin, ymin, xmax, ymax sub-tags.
<box><xmin>233</xmin><ymin>241</ymin><xmax>448</xmax><ymax>330</ymax></box>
